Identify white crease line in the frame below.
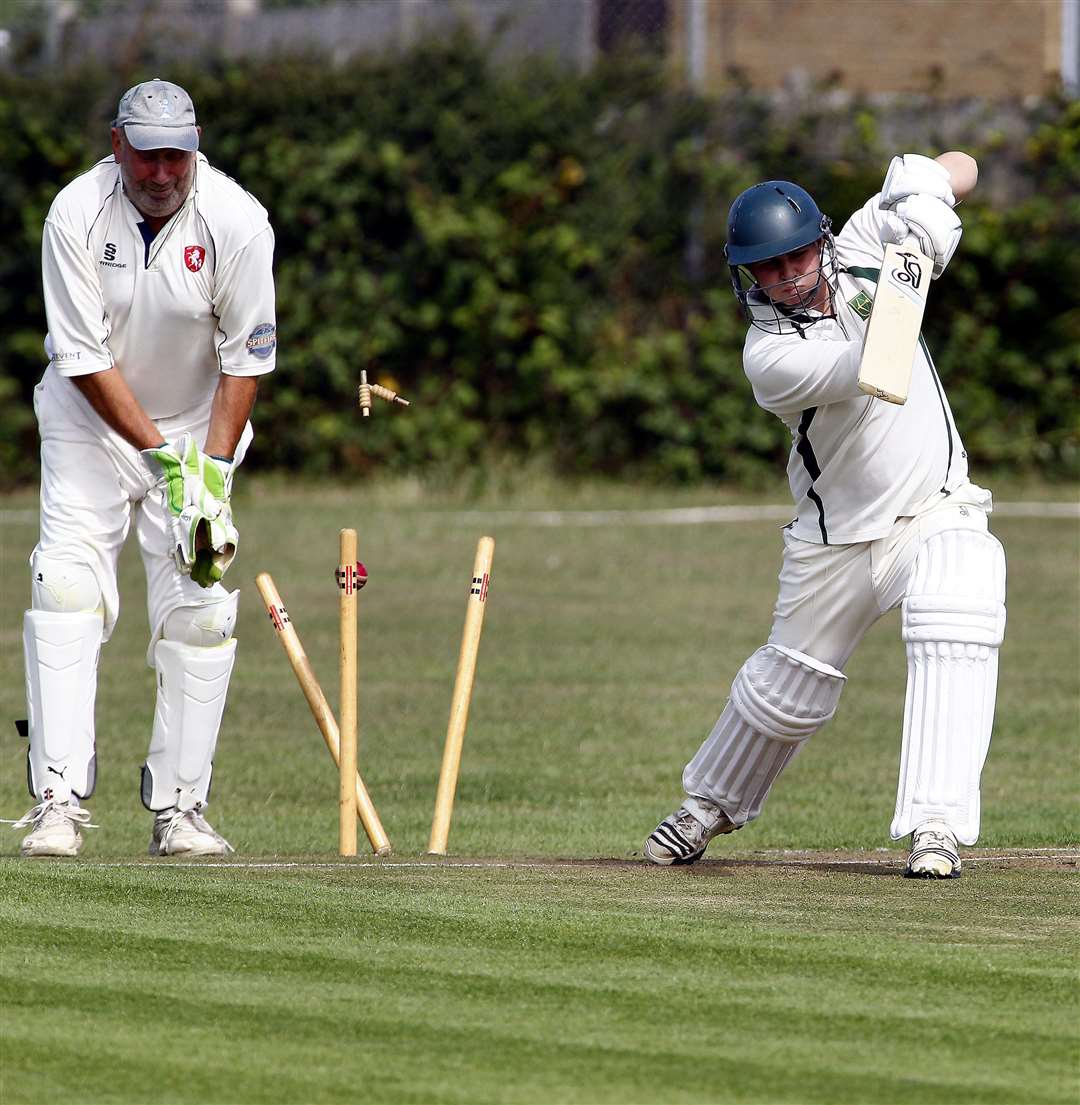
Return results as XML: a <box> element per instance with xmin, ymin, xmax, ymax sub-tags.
<box><xmin>438</xmin><ymin>506</ymin><xmax>794</xmax><ymax>526</ymax></box>
<box><xmin>1</xmin><ymin>501</ymin><xmax>1076</xmax><ymax>529</ymax></box>
<box><xmin>436</xmin><ymin>501</ymin><xmax>1079</xmax><ymax>526</ymax></box>
<box><xmin>85</xmin><ymin>861</ymin><xmax>558</xmax><ymax>870</ymax></box>
<box><xmin>80</xmin><ymin>853</ymin><xmax>1079</xmax><ymax>871</ymax></box>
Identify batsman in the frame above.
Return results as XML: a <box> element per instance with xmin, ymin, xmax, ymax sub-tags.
<box><xmin>12</xmin><ymin>80</ymin><xmax>276</xmax><ymax>857</ymax></box>
<box><xmin>645</xmin><ymin>151</ymin><xmax>1007</xmax><ymax>878</ymax></box>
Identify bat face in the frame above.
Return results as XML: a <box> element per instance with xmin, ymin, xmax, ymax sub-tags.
<box><xmin>857</xmin><ymin>241</ymin><xmax>933</xmax><ymax>405</ymax></box>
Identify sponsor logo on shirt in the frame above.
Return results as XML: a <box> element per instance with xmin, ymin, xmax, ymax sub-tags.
<box><xmin>245</xmin><ymin>323</ymin><xmax>276</xmax><ymax>360</ymax></box>
<box><xmin>99</xmin><ymin>242</ymin><xmax>127</xmax><ymax>269</ymax></box>
<box><xmin>50</xmin><ymin>350</ymin><xmax>82</xmax><ymax>364</ymax></box>
<box><xmin>184</xmin><ymin>245</ymin><xmax>206</xmax><ymax>272</ymax></box>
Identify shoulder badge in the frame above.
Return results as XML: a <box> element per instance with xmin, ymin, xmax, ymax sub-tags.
<box><xmin>847</xmin><ymin>291</ymin><xmax>873</xmax><ymax>320</ymax></box>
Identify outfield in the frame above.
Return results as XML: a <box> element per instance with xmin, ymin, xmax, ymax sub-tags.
<box><xmin>1</xmin><ymin>479</ymin><xmax>1077</xmax><ymax>1104</ymax></box>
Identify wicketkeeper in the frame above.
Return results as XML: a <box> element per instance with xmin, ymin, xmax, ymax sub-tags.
<box><xmin>645</xmin><ymin>151</ymin><xmax>1007</xmax><ymax>878</ymax></box>
<box><xmin>11</xmin><ymin>79</ymin><xmax>276</xmax><ymax>857</ymax></box>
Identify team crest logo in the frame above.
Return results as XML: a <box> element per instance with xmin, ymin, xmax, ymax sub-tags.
<box><xmin>184</xmin><ymin>245</ymin><xmax>206</xmax><ymax>272</ymax></box>
<box><xmin>847</xmin><ymin>291</ymin><xmax>873</xmax><ymax>320</ymax></box>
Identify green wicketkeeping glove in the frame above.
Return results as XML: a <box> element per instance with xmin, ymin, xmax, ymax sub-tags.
<box><xmin>142</xmin><ymin>434</ymin><xmax>238</xmax><ymax>587</ymax></box>
<box><xmin>190</xmin><ymin>499</ymin><xmax>238</xmax><ymax>587</ymax></box>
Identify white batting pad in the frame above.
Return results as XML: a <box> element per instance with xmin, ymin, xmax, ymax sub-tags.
<box><xmin>23</xmin><ymin>609</ymin><xmax>103</xmax><ymax>803</ymax></box>
<box><xmin>684</xmin><ymin>644</ymin><xmax>847</xmax><ymax>825</ymax></box>
<box><xmin>142</xmin><ymin>638</ymin><xmax>237</xmax><ymax>812</ymax></box>
<box><xmin>892</xmin><ymin>528</ymin><xmax>1007</xmax><ymax>845</ymax></box>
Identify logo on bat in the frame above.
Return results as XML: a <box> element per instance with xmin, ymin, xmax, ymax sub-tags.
<box><xmin>894</xmin><ymin>251</ymin><xmax>925</xmax><ymax>290</ymax></box>
<box><xmin>268</xmin><ymin>604</ymin><xmax>290</xmax><ymax>632</ymax></box>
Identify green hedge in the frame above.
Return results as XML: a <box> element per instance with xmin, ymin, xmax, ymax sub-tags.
<box><xmin>1</xmin><ymin>41</ymin><xmax>1076</xmax><ymax>487</ymax></box>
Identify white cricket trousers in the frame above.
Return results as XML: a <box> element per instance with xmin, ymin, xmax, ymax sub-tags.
<box><xmin>32</xmin><ymin>366</ymin><xmax>251</xmax><ymax>654</ymax></box>
<box><xmin>684</xmin><ymin>482</ymin><xmax>1006</xmax><ymax>843</ymax></box>
<box><xmin>768</xmin><ymin>484</ymin><xmax>995</xmax><ymax>667</ymax></box>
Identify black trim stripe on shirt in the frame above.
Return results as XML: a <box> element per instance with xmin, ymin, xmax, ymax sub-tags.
<box><xmin>81</xmin><ymin>181</ymin><xmax>118</xmax><ymax>358</ymax></box>
<box><xmin>795</xmin><ymin>407</ymin><xmax>829</xmax><ymax>544</ymax></box>
<box><xmin>919</xmin><ymin>334</ymin><xmax>955</xmax><ymax>490</ymax></box>
<box><xmin>84</xmin><ymin>182</ymin><xmax>115</xmax><ymax>249</ymax></box>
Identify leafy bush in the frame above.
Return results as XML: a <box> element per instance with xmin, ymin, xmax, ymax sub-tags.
<box><xmin>0</xmin><ymin>42</ymin><xmax>1075</xmax><ymax>488</ymax></box>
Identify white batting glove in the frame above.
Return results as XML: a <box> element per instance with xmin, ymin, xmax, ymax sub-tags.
<box><xmin>879</xmin><ymin>194</ymin><xmax>962</xmax><ymax>279</ymax></box>
<box><xmin>880</xmin><ymin>153</ymin><xmax>956</xmax><ymax>209</ymax></box>
<box><xmin>142</xmin><ymin>434</ymin><xmax>238</xmax><ymax>587</ymax></box>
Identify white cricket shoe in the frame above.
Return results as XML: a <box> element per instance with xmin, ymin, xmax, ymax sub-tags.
<box><xmin>150</xmin><ymin>807</ymin><xmax>234</xmax><ymax>857</ymax></box>
<box><xmin>643</xmin><ymin>798</ymin><xmax>737</xmax><ymax>865</ymax></box>
<box><xmin>12</xmin><ymin>799</ymin><xmax>96</xmax><ymax>857</ymax></box>
<box><xmin>905</xmin><ymin>820</ymin><xmax>961</xmax><ymax>879</ymax></box>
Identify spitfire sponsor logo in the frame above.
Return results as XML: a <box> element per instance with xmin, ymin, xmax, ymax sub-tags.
<box><xmin>184</xmin><ymin>245</ymin><xmax>206</xmax><ymax>272</ymax></box>
<box><xmin>99</xmin><ymin>242</ymin><xmax>127</xmax><ymax>269</ymax></box>
<box><xmin>245</xmin><ymin>322</ymin><xmax>276</xmax><ymax>360</ymax></box>
<box><xmin>847</xmin><ymin>291</ymin><xmax>873</xmax><ymax>320</ymax></box>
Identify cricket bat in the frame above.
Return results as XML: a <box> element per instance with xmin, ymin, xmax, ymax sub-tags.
<box><xmin>857</xmin><ymin>239</ymin><xmax>933</xmax><ymax>405</ymax></box>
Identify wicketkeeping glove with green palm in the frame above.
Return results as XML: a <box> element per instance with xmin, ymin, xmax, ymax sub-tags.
<box><xmin>142</xmin><ymin>434</ymin><xmax>239</xmax><ymax>587</ymax></box>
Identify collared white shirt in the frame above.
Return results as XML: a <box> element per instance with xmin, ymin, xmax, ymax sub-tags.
<box><xmin>742</xmin><ymin>194</ymin><xmax>967</xmax><ymax>545</ymax></box>
<box><xmin>41</xmin><ymin>152</ymin><xmax>276</xmax><ymax>421</ymax></box>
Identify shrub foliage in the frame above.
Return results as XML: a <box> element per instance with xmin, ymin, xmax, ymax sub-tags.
<box><xmin>1</xmin><ymin>42</ymin><xmax>1075</xmax><ymax>486</ymax></box>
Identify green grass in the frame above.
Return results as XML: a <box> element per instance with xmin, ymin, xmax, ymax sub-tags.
<box><xmin>1</xmin><ymin>478</ymin><xmax>1078</xmax><ymax>1103</ymax></box>
<box><xmin>1</xmin><ymin>862</ymin><xmax>1077</xmax><ymax>1104</ymax></box>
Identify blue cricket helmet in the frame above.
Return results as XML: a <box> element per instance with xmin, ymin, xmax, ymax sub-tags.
<box><xmin>725</xmin><ymin>181</ymin><xmax>830</xmax><ymax>266</ymax></box>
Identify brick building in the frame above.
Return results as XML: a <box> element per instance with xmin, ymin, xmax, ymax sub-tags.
<box><xmin>667</xmin><ymin>0</ymin><xmax>1078</xmax><ymax>99</ymax></box>
<box><xmin>14</xmin><ymin>0</ymin><xmax>1079</xmax><ymax>100</ymax></box>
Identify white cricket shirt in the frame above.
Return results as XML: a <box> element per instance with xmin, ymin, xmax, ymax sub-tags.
<box><xmin>41</xmin><ymin>153</ymin><xmax>276</xmax><ymax>421</ymax></box>
<box><xmin>743</xmin><ymin>194</ymin><xmax>968</xmax><ymax>545</ymax></box>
